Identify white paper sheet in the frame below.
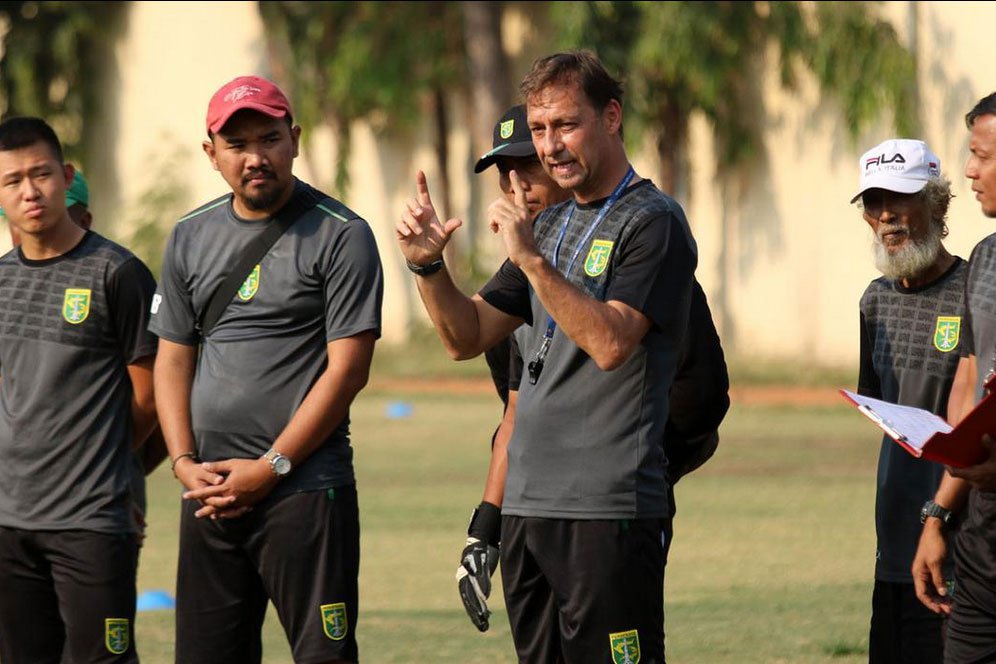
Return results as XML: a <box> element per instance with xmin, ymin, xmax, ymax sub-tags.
<box><xmin>841</xmin><ymin>389</ymin><xmax>952</xmax><ymax>451</ymax></box>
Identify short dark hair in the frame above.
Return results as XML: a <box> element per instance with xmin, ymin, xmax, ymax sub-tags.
<box><xmin>0</xmin><ymin>116</ymin><xmax>65</xmax><ymax>163</ymax></box>
<box><xmin>966</xmin><ymin>92</ymin><xmax>996</xmax><ymax>129</ymax></box>
<box><xmin>520</xmin><ymin>50</ymin><xmax>624</xmax><ymax>114</ymax></box>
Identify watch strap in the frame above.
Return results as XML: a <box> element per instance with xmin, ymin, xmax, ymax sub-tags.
<box><xmin>921</xmin><ymin>500</ymin><xmax>955</xmax><ymax>525</ymax></box>
<box><xmin>406</xmin><ymin>258</ymin><xmax>445</xmax><ymax>276</ymax></box>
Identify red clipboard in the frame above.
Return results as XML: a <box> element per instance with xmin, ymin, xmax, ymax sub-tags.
<box><xmin>841</xmin><ymin>383</ymin><xmax>996</xmax><ymax>468</ymax></box>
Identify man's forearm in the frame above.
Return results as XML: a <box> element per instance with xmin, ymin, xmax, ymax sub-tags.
<box><xmin>154</xmin><ymin>342</ymin><xmax>198</xmax><ymax>460</ymax></box>
<box><xmin>128</xmin><ymin>355</ymin><xmax>158</xmax><ymax>451</ymax></box>
<box><xmin>481</xmin><ymin>392</ymin><xmax>515</xmax><ymax>507</ymax></box>
<box><xmin>948</xmin><ymin>355</ymin><xmax>977</xmax><ymax>425</ymax></box>
<box><xmin>518</xmin><ymin>255</ymin><xmax>647</xmax><ymax>371</ymax></box>
<box><xmin>415</xmin><ymin>270</ymin><xmax>520</xmax><ymax>360</ymax></box>
<box><xmin>415</xmin><ymin>269</ymin><xmax>484</xmax><ymax>359</ymax></box>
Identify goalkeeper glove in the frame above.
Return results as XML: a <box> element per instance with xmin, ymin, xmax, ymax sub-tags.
<box><xmin>456</xmin><ymin>501</ymin><xmax>501</xmax><ymax>632</ymax></box>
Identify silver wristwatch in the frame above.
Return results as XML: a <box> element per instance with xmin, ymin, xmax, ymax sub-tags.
<box><xmin>263</xmin><ymin>448</ymin><xmax>292</xmax><ymax>477</ymax></box>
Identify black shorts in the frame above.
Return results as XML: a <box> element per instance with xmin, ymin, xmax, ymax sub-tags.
<box><xmin>175</xmin><ymin>486</ymin><xmax>360</xmax><ymax>664</ymax></box>
<box><xmin>869</xmin><ymin>579</ymin><xmax>944</xmax><ymax>664</ymax></box>
<box><xmin>500</xmin><ymin>515</ymin><xmax>672</xmax><ymax>664</ymax></box>
<box><xmin>0</xmin><ymin>527</ymin><xmax>138</xmax><ymax>664</ymax></box>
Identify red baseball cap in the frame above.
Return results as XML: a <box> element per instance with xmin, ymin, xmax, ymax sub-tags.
<box><xmin>206</xmin><ymin>75</ymin><xmax>292</xmax><ymax>135</ymax></box>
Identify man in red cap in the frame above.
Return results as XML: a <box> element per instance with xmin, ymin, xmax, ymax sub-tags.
<box><xmin>150</xmin><ymin>75</ymin><xmax>383</xmax><ymax>664</ymax></box>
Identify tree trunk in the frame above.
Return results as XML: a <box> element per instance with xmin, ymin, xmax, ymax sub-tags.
<box><xmin>433</xmin><ymin>86</ymin><xmax>459</xmax><ymax>276</ymax></box>
<box><xmin>462</xmin><ymin>0</ymin><xmax>509</xmax><ymax>276</ymax></box>
<box><xmin>654</xmin><ymin>100</ymin><xmax>688</xmax><ymax>199</ymax></box>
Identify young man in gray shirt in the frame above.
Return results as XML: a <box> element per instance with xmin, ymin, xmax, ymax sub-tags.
<box><xmin>914</xmin><ymin>91</ymin><xmax>996</xmax><ymax>663</ymax></box>
<box><xmin>150</xmin><ymin>76</ymin><xmax>383</xmax><ymax>664</ymax></box>
<box><xmin>0</xmin><ymin>117</ymin><xmax>159</xmax><ymax>663</ymax></box>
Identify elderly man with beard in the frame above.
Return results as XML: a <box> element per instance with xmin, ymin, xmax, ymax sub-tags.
<box><xmin>853</xmin><ymin>138</ymin><xmax>964</xmax><ymax>664</ymax></box>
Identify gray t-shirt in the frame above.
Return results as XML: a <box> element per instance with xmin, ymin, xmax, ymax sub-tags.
<box><xmin>149</xmin><ymin>180</ymin><xmax>383</xmax><ymax>496</ymax></box>
<box><xmin>480</xmin><ymin>180</ymin><xmax>698</xmax><ymax>519</ymax></box>
<box><xmin>0</xmin><ymin>231</ymin><xmax>158</xmax><ymax>533</ymax></box>
<box><xmin>857</xmin><ymin>258</ymin><xmax>966</xmax><ymax>583</ymax></box>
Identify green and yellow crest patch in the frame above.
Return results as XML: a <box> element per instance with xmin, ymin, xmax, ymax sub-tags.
<box><xmin>610</xmin><ymin>629</ymin><xmax>640</xmax><ymax>664</ymax></box>
<box><xmin>321</xmin><ymin>602</ymin><xmax>348</xmax><ymax>641</ymax></box>
<box><xmin>105</xmin><ymin>618</ymin><xmax>129</xmax><ymax>655</ymax></box>
<box><xmin>499</xmin><ymin>119</ymin><xmax>515</xmax><ymax>140</ymax></box>
<box><xmin>63</xmin><ymin>288</ymin><xmax>91</xmax><ymax>324</ymax></box>
<box><xmin>237</xmin><ymin>265</ymin><xmax>261</xmax><ymax>301</ymax></box>
<box><xmin>934</xmin><ymin>316</ymin><xmax>961</xmax><ymax>353</ymax></box>
<box><xmin>584</xmin><ymin>239</ymin><xmax>614</xmax><ymax>277</ymax></box>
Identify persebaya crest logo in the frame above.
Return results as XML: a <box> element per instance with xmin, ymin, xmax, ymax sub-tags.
<box><xmin>321</xmin><ymin>602</ymin><xmax>348</xmax><ymax>641</ymax></box>
<box><xmin>63</xmin><ymin>288</ymin><xmax>91</xmax><ymax>324</ymax></box>
<box><xmin>238</xmin><ymin>265</ymin><xmax>261</xmax><ymax>301</ymax></box>
<box><xmin>105</xmin><ymin>618</ymin><xmax>129</xmax><ymax>655</ymax></box>
<box><xmin>584</xmin><ymin>239</ymin><xmax>614</xmax><ymax>277</ymax></box>
<box><xmin>499</xmin><ymin>119</ymin><xmax>515</xmax><ymax>140</ymax></box>
<box><xmin>934</xmin><ymin>316</ymin><xmax>961</xmax><ymax>353</ymax></box>
<box><xmin>610</xmin><ymin>629</ymin><xmax>641</xmax><ymax>664</ymax></box>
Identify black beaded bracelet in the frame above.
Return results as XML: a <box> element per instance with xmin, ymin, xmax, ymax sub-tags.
<box><xmin>406</xmin><ymin>258</ymin><xmax>445</xmax><ymax>276</ymax></box>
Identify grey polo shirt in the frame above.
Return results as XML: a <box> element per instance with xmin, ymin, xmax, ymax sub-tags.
<box><xmin>0</xmin><ymin>231</ymin><xmax>158</xmax><ymax>533</ymax></box>
<box><xmin>149</xmin><ymin>180</ymin><xmax>383</xmax><ymax>495</ymax></box>
<box><xmin>480</xmin><ymin>180</ymin><xmax>698</xmax><ymax>519</ymax></box>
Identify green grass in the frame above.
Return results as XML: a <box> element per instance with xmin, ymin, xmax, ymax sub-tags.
<box><xmin>134</xmin><ymin>394</ymin><xmax>881</xmax><ymax>663</ymax></box>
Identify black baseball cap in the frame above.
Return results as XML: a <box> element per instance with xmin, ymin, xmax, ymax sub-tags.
<box><xmin>473</xmin><ymin>105</ymin><xmax>536</xmax><ymax>173</ymax></box>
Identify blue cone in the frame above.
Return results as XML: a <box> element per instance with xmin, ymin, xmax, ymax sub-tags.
<box><xmin>137</xmin><ymin>589</ymin><xmax>175</xmax><ymax>611</ymax></box>
<box><xmin>386</xmin><ymin>401</ymin><xmax>414</xmax><ymax>419</ymax></box>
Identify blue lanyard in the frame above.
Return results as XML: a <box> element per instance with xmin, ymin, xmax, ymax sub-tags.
<box><xmin>527</xmin><ymin>166</ymin><xmax>636</xmax><ymax>385</ymax></box>
<box><xmin>543</xmin><ymin>166</ymin><xmax>635</xmax><ymax>340</ymax></box>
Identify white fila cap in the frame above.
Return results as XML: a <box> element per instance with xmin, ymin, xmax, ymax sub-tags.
<box><xmin>851</xmin><ymin>138</ymin><xmax>941</xmax><ymax>203</ymax></box>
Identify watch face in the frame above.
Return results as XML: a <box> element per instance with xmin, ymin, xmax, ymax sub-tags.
<box><xmin>273</xmin><ymin>455</ymin><xmax>292</xmax><ymax>475</ymax></box>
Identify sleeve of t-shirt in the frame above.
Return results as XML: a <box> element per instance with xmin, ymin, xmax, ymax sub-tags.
<box><xmin>857</xmin><ymin>310</ymin><xmax>882</xmax><ymax>398</ymax></box>
<box><xmin>148</xmin><ymin>225</ymin><xmax>200</xmax><ymax>345</ymax></box>
<box><xmin>324</xmin><ymin>219</ymin><xmax>384</xmax><ymax>341</ymax></box>
<box><xmin>606</xmin><ymin>210</ymin><xmax>696</xmax><ymax>330</ymax></box>
<box><xmin>108</xmin><ymin>256</ymin><xmax>160</xmax><ymax>363</ymax></box>
<box><xmin>479</xmin><ymin>259</ymin><xmax>533</xmax><ymax>325</ymax></box>
<box><xmin>507</xmin><ymin>332</ymin><xmax>524</xmax><ymax>391</ymax></box>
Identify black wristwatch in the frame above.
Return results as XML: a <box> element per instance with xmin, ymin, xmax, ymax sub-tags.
<box><xmin>920</xmin><ymin>500</ymin><xmax>956</xmax><ymax>527</ymax></box>
<box><xmin>406</xmin><ymin>258</ymin><xmax>445</xmax><ymax>277</ymax></box>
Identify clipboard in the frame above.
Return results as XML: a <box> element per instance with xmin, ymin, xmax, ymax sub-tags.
<box><xmin>840</xmin><ymin>384</ymin><xmax>996</xmax><ymax>468</ymax></box>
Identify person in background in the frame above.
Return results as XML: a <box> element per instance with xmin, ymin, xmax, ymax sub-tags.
<box><xmin>150</xmin><ymin>75</ymin><xmax>383</xmax><ymax>664</ymax></box>
<box><xmin>852</xmin><ymin>138</ymin><xmax>962</xmax><ymax>663</ymax></box>
<box><xmin>6</xmin><ymin>170</ymin><xmax>168</xmax><ymax>543</ymax></box>
<box><xmin>400</xmin><ymin>50</ymin><xmax>697</xmax><ymax>663</ymax></box>
<box><xmin>0</xmin><ymin>116</ymin><xmax>158</xmax><ymax>663</ymax></box>
<box><xmin>456</xmin><ymin>104</ymin><xmax>729</xmax><ymax>643</ymax></box>
<box><xmin>913</xmin><ymin>91</ymin><xmax>996</xmax><ymax>663</ymax></box>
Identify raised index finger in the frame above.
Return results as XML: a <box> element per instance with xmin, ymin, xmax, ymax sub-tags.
<box><xmin>509</xmin><ymin>170</ymin><xmax>527</xmax><ymax>211</ymax></box>
<box><xmin>416</xmin><ymin>170</ymin><xmax>434</xmax><ymax>208</ymax></box>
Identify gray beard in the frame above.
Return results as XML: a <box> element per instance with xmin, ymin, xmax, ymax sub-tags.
<box><xmin>873</xmin><ymin>223</ymin><xmax>943</xmax><ymax>281</ymax></box>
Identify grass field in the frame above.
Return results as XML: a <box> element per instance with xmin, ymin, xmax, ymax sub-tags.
<box><xmin>133</xmin><ymin>386</ymin><xmax>879</xmax><ymax>663</ymax></box>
